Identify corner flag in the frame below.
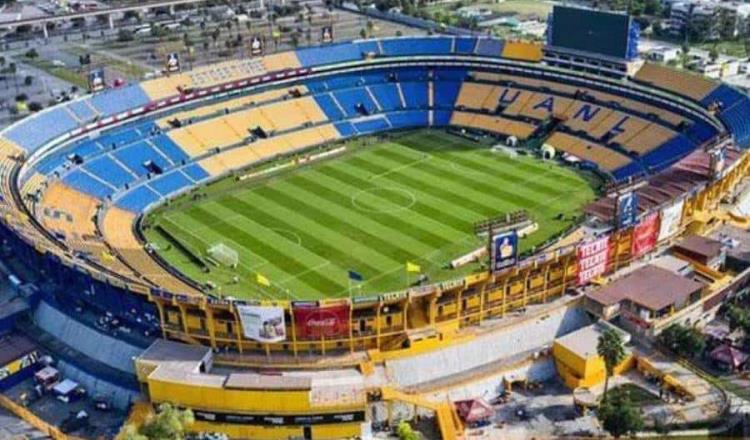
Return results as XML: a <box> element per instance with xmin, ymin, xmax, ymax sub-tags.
<box><xmin>406</xmin><ymin>262</ymin><xmax>421</xmax><ymax>273</ymax></box>
<box><xmin>256</xmin><ymin>273</ymin><xmax>271</xmax><ymax>287</ymax></box>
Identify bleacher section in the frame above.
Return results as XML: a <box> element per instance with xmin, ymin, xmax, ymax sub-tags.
<box><xmin>634</xmin><ymin>63</ymin><xmax>717</xmax><ymax>102</ymax></box>
<box><xmin>4</xmin><ymin>107</ymin><xmax>78</xmax><ymax>151</ymax></box>
<box><xmin>702</xmin><ymin>84</ymin><xmax>750</xmax><ymax>148</ymax></box>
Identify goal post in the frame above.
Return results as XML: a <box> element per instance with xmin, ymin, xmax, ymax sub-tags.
<box><xmin>207</xmin><ymin>243</ymin><xmax>239</xmax><ymax>267</ymax></box>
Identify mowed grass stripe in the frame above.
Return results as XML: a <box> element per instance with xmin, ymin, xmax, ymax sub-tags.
<box><xmin>370</xmin><ymin>147</ymin><xmax>558</xmax><ymax>212</ymax></box>
<box><xmin>172</xmin><ymin>207</ymin><xmax>333</xmax><ymax>295</ymax></box>
<box><xmin>275</xmin><ymin>177</ymin><xmax>450</xmax><ymax>252</ymax></box>
<box><xmin>186</xmin><ymin>203</ymin><xmax>347</xmax><ymax>294</ymax></box>
<box><xmin>223</xmin><ymin>194</ymin><xmax>396</xmax><ymax>276</ymax></box>
<box><xmin>304</xmin><ymin>166</ymin><xmax>477</xmax><ymax>232</ymax></box>
<box><xmin>251</xmin><ymin>183</ymin><xmax>429</xmax><ymax>265</ymax></box>
<box><xmin>399</xmin><ymin>131</ymin><xmax>586</xmax><ymax>187</ymax></box>
<box><xmin>342</xmin><ymin>154</ymin><xmax>517</xmax><ymax>216</ymax></box>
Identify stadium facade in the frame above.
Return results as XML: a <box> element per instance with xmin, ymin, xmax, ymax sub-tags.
<box><xmin>2</xmin><ymin>33</ymin><xmax>750</xmax><ymax>438</ymax></box>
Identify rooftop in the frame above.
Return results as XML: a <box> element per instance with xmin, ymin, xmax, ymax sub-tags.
<box><xmin>586</xmin><ymin>265</ymin><xmax>704</xmax><ymax>311</ymax></box>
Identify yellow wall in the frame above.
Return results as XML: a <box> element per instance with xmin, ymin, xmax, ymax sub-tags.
<box><xmin>553</xmin><ymin>341</ymin><xmax>634</xmax><ymax>389</ymax></box>
<box><xmin>190</xmin><ymin>421</ymin><xmax>360</xmax><ymax>440</ymax></box>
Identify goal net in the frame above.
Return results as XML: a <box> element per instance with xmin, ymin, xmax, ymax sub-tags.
<box><xmin>207</xmin><ymin>243</ymin><xmax>239</xmax><ymax>267</ymax></box>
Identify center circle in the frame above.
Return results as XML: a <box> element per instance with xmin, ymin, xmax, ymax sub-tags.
<box><xmin>271</xmin><ymin>228</ymin><xmax>302</xmax><ymax>246</ymax></box>
<box><xmin>351</xmin><ymin>187</ymin><xmax>416</xmax><ymax>213</ymax></box>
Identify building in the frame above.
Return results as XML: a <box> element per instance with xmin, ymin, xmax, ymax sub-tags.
<box><xmin>584</xmin><ymin>265</ymin><xmax>706</xmax><ymax>332</ymax></box>
<box><xmin>672</xmin><ymin>235</ymin><xmax>725</xmax><ymax>269</ymax></box>
<box><xmin>553</xmin><ymin>322</ymin><xmax>634</xmax><ymax>389</ymax></box>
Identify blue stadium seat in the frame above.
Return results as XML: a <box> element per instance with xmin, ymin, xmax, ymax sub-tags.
<box><xmin>182</xmin><ymin>163</ymin><xmax>209</xmax><ymax>182</ymax></box>
<box><xmin>332</xmin><ymin>88</ymin><xmax>377</xmax><ymax>117</ymax></box>
<box><xmin>113</xmin><ymin>142</ymin><xmax>171</xmax><ymax>177</ymax></box>
<box><xmin>334</xmin><ymin>121</ymin><xmax>357</xmax><ymax>137</ymax></box>
<box><xmin>4</xmin><ymin>108</ymin><xmax>79</xmax><ymax>151</ymax></box>
<box><xmin>84</xmin><ymin>155</ymin><xmax>135</xmax><ymax>188</ymax></box>
<box><xmin>116</xmin><ymin>185</ymin><xmax>161</xmax><ymax>212</ymax></box>
<box><xmin>432</xmin><ymin>110</ymin><xmax>453</xmax><ymax>127</ymax></box>
<box><xmin>369</xmin><ymin>84</ymin><xmax>403</xmax><ymax>111</ymax></box>
<box><xmin>684</xmin><ymin>120</ymin><xmax>717</xmax><ymax>145</ymax></box>
<box><xmin>313</xmin><ymin>93</ymin><xmax>347</xmax><ymax>120</ymax></box>
<box><xmin>353</xmin><ymin>116</ymin><xmax>390</xmax><ymax>134</ymax></box>
<box><xmin>63</xmin><ymin>170</ymin><xmax>115</xmax><ymax>199</ymax></box>
<box><xmin>475</xmin><ymin>38</ymin><xmax>505</xmax><ymax>57</ymax></box>
<box><xmin>380</xmin><ymin>37</ymin><xmax>453</xmax><ymax>56</ymax></box>
<box><xmin>642</xmin><ymin>134</ymin><xmax>696</xmax><ymax>172</ymax></box>
<box><xmin>67</xmin><ymin>100</ymin><xmax>98</xmax><ymax>121</ymax></box>
<box><xmin>296</xmin><ymin>42</ymin><xmax>364</xmax><ymax>67</ymax></box>
<box><xmin>700</xmin><ymin>84</ymin><xmax>743</xmax><ymax>109</ymax></box>
<box><xmin>148</xmin><ymin>170</ymin><xmax>193</xmax><ymax>196</ymax></box>
<box><xmin>454</xmin><ymin>37</ymin><xmax>478</xmax><ymax>54</ymax></box>
<box><xmin>433</xmin><ymin>81</ymin><xmax>463</xmax><ymax>109</ymax></box>
<box><xmin>387</xmin><ymin>111</ymin><xmax>429</xmax><ymax>129</ymax></box>
<box><xmin>611</xmin><ymin>161</ymin><xmax>646</xmax><ymax>182</ymax></box>
<box><xmin>89</xmin><ymin>85</ymin><xmax>150</xmax><ymax>117</ymax></box>
<box><xmin>400</xmin><ymin>82</ymin><xmax>429</xmax><ymax>108</ymax></box>
<box><xmin>712</xmin><ymin>92</ymin><xmax>750</xmax><ymax>148</ymax></box>
<box><xmin>152</xmin><ymin>134</ymin><xmax>190</xmax><ymax>164</ymax></box>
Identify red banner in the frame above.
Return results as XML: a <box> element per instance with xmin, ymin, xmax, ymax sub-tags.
<box><xmin>631</xmin><ymin>212</ymin><xmax>659</xmax><ymax>258</ymax></box>
<box><xmin>293</xmin><ymin>303</ymin><xmax>350</xmax><ymax>340</ymax></box>
<box><xmin>577</xmin><ymin>235</ymin><xmax>610</xmax><ymax>285</ymax></box>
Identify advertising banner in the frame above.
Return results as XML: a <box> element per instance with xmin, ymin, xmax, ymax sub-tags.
<box><xmin>250</xmin><ymin>36</ymin><xmax>264</xmax><ymax>56</ymax></box>
<box><xmin>577</xmin><ymin>235</ymin><xmax>610</xmax><ymax>285</ymax></box>
<box><xmin>293</xmin><ymin>303</ymin><xmax>350</xmax><ymax>340</ymax></box>
<box><xmin>236</xmin><ymin>305</ymin><xmax>286</xmax><ymax>343</ymax></box>
<box><xmin>166</xmin><ymin>52</ymin><xmax>180</xmax><ymax>73</ymax></box>
<box><xmin>88</xmin><ymin>68</ymin><xmax>105</xmax><ymax>92</ymax></box>
<box><xmin>616</xmin><ymin>191</ymin><xmax>638</xmax><ymax>229</ymax></box>
<box><xmin>631</xmin><ymin>212</ymin><xmax>660</xmax><ymax>258</ymax></box>
<box><xmin>657</xmin><ymin>199</ymin><xmax>684</xmax><ymax>242</ymax></box>
<box><xmin>321</xmin><ymin>26</ymin><xmax>334</xmax><ymax>43</ymax></box>
<box><xmin>491</xmin><ymin>230</ymin><xmax>518</xmax><ymax>272</ymax></box>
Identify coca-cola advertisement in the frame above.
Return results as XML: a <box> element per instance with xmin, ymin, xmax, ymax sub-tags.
<box><xmin>293</xmin><ymin>303</ymin><xmax>350</xmax><ymax>340</ymax></box>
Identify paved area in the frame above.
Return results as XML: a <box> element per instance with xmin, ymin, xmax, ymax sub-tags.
<box><xmin>0</xmin><ymin>408</ymin><xmax>48</xmax><ymax>440</ymax></box>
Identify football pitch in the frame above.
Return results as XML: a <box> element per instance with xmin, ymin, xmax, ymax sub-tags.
<box><xmin>143</xmin><ymin>130</ymin><xmax>598</xmax><ymax>300</ymax></box>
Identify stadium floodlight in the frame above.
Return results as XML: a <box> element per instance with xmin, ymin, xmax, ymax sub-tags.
<box><xmin>207</xmin><ymin>243</ymin><xmax>239</xmax><ymax>268</ymax></box>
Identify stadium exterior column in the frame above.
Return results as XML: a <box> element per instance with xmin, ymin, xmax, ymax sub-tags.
<box><xmin>501</xmin><ymin>277</ymin><xmax>510</xmax><ymax>317</ymax></box>
<box><xmin>177</xmin><ymin>303</ymin><xmax>190</xmax><ymax>335</ymax></box>
<box><xmin>541</xmin><ymin>264</ymin><xmax>551</xmax><ymax>303</ymax></box>
<box><xmin>402</xmin><ymin>299</ymin><xmax>408</xmax><ymax>332</ymax></box>
<box><xmin>428</xmin><ymin>295</ymin><xmax>437</xmax><ymax>325</ymax></box>
<box><xmin>478</xmin><ymin>284</ymin><xmax>486</xmax><ymax>324</ymax></box>
<box><xmin>522</xmin><ymin>271</ymin><xmax>531</xmax><ymax>307</ymax></box>
<box><xmin>229</xmin><ymin>306</ymin><xmax>244</xmax><ymax>354</ymax></box>
<box><xmin>348</xmin><ymin>305</ymin><xmax>354</xmax><ymax>353</ymax></box>
<box><xmin>456</xmin><ymin>289</ymin><xmax>463</xmax><ymax>321</ymax></box>
<box><xmin>154</xmin><ymin>299</ymin><xmax>168</xmax><ymax>339</ymax></box>
<box><xmin>205</xmin><ymin>307</ymin><xmax>218</xmax><ymax>350</ymax></box>
<box><xmin>289</xmin><ymin>304</ymin><xmax>298</xmax><ymax>357</ymax></box>
<box><xmin>561</xmin><ymin>254</ymin><xmax>572</xmax><ymax>294</ymax></box>
<box><xmin>375</xmin><ymin>303</ymin><xmax>382</xmax><ymax>351</ymax></box>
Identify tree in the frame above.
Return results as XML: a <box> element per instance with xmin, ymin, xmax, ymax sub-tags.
<box><xmin>119</xmin><ymin>403</ymin><xmax>194</xmax><ymax>440</ymax></box>
<box><xmin>597</xmin><ymin>328</ymin><xmax>626</xmax><ymax>401</ymax></box>
<box><xmin>709</xmin><ymin>44</ymin><xmax>720</xmax><ymax>63</ymax></box>
<box><xmin>396</xmin><ymin>420</ymin><xmax>419</xmax><ymax>440</ymax></box>
<box><xmin>24</xmin><ymin>49</ymin><xmax>38</xmax><ymax>59</ymax></box>
<box><xmin>659</xmin><ymin>324</ymin><xmax>705</xmax><ymax>358</ymax></box>
<box><xmin>598</xmin><ymin>390</ymin><xmax>644</xmax><ymax>438</ymax></box>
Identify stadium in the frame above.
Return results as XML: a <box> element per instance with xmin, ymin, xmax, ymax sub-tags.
<box><xmin>2</xmin><ymin>5</ymin><xmax>750</xmax><ymax>440</ymax></box>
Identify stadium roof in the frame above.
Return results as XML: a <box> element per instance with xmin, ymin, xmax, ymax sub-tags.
<box><xmin>586</xmin><ymin>265</ymin><xmax>704</xmax><ymax>311</ymax></box>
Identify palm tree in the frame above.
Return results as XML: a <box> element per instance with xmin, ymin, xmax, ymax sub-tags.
<box><xmin>597</xmin><ymin>327</ymin><xmax>626</xmax><ymax>402</ymax></box>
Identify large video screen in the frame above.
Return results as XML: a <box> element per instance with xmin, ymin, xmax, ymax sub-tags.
<box><xmin>550</xmin><ymin>6</ymin><xmax>632</xmax><ymax>59</ymax></box>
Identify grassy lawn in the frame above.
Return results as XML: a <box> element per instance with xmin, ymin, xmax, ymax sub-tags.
<box><xmin>425</xmin><ymin>0</ymin><xmax>553</xmax><ymax>18</ymax></box>
<box><xmin>698</xmin><ymin>40</ymin><xmax>748</xmax><ymax>58</ymax></box>
<box><xmin>22</xmin><ymin>58</ymin><xmax>88</xmax><ymax>89</ymax></box>
<box><xmin>609</xmin><ymin>383</ymin><xmax>661</xmax><ymax>406</ymax></box>
<box><xmin>68</xmin><ymin>46</ymin><xmax>151</xmax><ymax>80</ymax></box>
<box><xmin>143</xmin><ymin>129</ymin><xmax>596</xmax><ymax>300</ymax></box>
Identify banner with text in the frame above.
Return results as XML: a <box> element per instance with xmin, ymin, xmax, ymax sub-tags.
<box><xmin>293</xmin><ymin>303</ymin><xmax>350</xmax><ymax>340</ymax></box>
<box><xmin>577</xmin><ymin>235</ymin><xmax>610</xmax><ymax>285</ymax></box>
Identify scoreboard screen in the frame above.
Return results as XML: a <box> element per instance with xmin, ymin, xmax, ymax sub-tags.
<box><xmin>550</xmin><ymin>6</ymin><xmax>633</xmax><ymax>59</ymax></box>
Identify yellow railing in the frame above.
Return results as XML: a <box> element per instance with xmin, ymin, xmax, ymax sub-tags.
<box><xmin>0</xmin><ymin>394</ymin><xmax>85</xmax><ymax>440</ymax></box>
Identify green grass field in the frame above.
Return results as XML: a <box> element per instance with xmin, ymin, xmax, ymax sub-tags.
<box><xmin>143</xmin><ymin>130</ymin><xmax>597</xmax><ymax>300</ymax></box>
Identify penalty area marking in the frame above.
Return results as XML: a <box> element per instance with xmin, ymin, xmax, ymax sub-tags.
<box><xmin>351</xmin><ymin>187</ymin><xmax>417</xmax><ymax>214</ymax></box>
